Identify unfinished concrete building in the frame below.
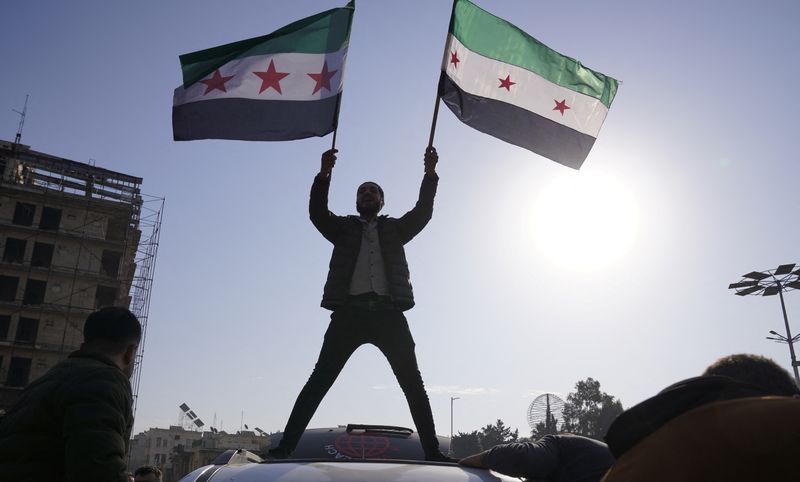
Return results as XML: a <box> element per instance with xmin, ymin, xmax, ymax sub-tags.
<box><xmin>0</xmin><ymin>139</ymin><xmax>162</xmax><ymax>412</ymax></box>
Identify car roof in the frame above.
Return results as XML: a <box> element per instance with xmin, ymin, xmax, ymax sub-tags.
<box><xmin>276</xmin><ymin>424</ymin><xmax>451</xmax><ymax>461</ymax></box>
<box><xmin>181</xmin><ymin>459</ymin><xmax>518</xmax><ymax>482</ymax></box>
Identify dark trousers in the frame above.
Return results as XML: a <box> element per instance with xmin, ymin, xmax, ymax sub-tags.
<box><xmin>277</xmin><ymin>306</ymin><xmax>440</xmax><ymax>456</ymax></box>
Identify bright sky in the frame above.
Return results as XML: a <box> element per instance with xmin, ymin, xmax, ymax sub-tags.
<box><xmin>2</xmin><ymin>0</ymin><xmax>799</xmax><ymax>439</ymax></box>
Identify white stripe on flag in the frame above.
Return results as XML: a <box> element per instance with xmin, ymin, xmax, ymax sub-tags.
<box><xmin>174</xmin><ymin>49</ymin><xmax>347</xmax><ymax>105</ymax></box>
<box><xmin>443</xmin><ymin>35</ymin><xmax>608</xmax><ymax>137</ymax></box>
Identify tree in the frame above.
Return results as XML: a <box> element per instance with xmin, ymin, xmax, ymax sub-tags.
<box><xmin>479</xmin><ymin>419</ymin><xmax>518</xmax><ymax>450</ymax></box>
<box><xmin>450</xmin><ymin>430</ymin><xmax>481</xmax><ymax>458</ymax></box>
<box><xmin>530</xmin><ymin>408</ymin><xmax>560</xmax><ymax>440</ymax></box>
<box><xmin>561</xmin><ymin>378</ymin><xmax>623</xmax><ymax>440</ymax></box>
<box><xmin>450</xmin><ymin>419</ymin><xmax>520</xmax><ymax>458</ymax></box>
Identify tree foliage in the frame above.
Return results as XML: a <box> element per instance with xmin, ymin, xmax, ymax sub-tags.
<box><xmin>449</xmin><ymin>419</ymin><xmax>519</xmax><ymax>458</ymax></box>
<box><xmin>530</xmin><ymin>408</ymin><xmax>560</xmax><ymax>440</ymax></box>
<box><xmin>561</xmin><ymin>377</ymin><xmax>623</xmax><ymax>440</ymax></box>
<box><xmin>479</xmin><ymin>419</ymin><xmax>518</xmax><ymax>449</ymax></box>
<box><xmin>450</xmin><ymin>430</ymin><xmax>481</xmax><ymax>458</ymax></box>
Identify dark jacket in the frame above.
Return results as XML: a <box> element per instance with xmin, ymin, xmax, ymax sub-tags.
<box><xmin>0</xmin><ymin>351</ymin><xmax>134</xmax><ymax>482</ymax></box>
<box><xmin>601</xmin><ymin>376</ymin><xmax>800</xmax><ymax>481</ymax></box>
<box><xmin>604</xmin><ymin>376</ymin><xmax>772</xmax><ymax>458</ymax></box>
<box><xmin>486</xmin><ymin>435</ymin><xmax>614</xmax><ymax>482</ymax></box>
<box><xmin>310</xmin><ymin>172</ymin><xmax>438</xmax><ymax>311</ymax></box>
<box><xmin>601</xmin><ymin>396</ymin><xmax>800</xmax><ymax>482</ymax></box>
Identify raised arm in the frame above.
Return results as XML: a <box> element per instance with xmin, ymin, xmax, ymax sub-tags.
<box><xmin>310</xmin><ymin>149</ymin><xmax>344</xmax><ymax>243</ymax></box>
<box><xmin>396</xmin><ymin>146</ymin><xmax>439</xmax><ymax>244</ymax></box>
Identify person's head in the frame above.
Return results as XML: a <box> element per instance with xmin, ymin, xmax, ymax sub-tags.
<box><xmin>133</xmin><ymin>465</ymin><xmax>162</xmax><ymax>482</ymax></box>
<box><xmin>356</xmin><ymin>181</ymin><xmax>384</xmax><ymax>218</ymax></box>
<box><xmin>703</xmin><ymin>353</ymin><xmax>800</xmax><ymax>396</ymax></box>
<box><xmin>81</xmin><ymin>307</ymin><xmax>141</xmax><ymax>378</ymax></box>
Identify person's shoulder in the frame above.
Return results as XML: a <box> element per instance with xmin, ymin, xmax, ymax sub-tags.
<box><xmin>555</xmin><ymin>434</ymin><xmax>609</xmax><ymax>448</ymax></box>
<box><xmin>61</xmin><ymin>354</ymin><xmax>128</xmax><ymax>389</ymax></box>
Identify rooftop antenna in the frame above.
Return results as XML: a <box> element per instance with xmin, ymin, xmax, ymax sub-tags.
<box><xmin>13</xmin><ymin>94</ymin><xmax>30</xmax><ymax>147</ymax></box>
<box><xmin>179</xmin><ymin>402</ymin><xmax>206</xmax><ymax>431</ymax></box>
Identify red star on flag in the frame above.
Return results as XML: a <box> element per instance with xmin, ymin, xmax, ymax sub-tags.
<box><xmin>553</xmin><ymin>99</ymin><xmax>570</xmax><ymax>115</ymax></box>
<box><xmin>498</xmin><ymin>75</ymin><xmax>515</xmax><ymax>91</ymax></box>
<box><xmin>307</xmin><ymin>61</ymin><xmax>338</xmax><ymax>95</ymax></box>
<box><xmin>450</xmin><ymin>50</ymin><xmax>460</xmax><ymax>68</ymax></box>
<box><xmin>253</xmin><ymin>59</ymin><xmax>290</xmax><ymax>94</ymax></box>
<box><xmin>199</xmin><ymin>69</ymin><xmax>235</xmax><ymax>95</ymax></box>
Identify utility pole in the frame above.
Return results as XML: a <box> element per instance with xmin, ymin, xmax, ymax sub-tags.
<box><xmin>729</xmin><ymin>263</ymin><xmax>800</xmax><ymax>383</ymax></box>
<box><xmin>450</xmin><ymin>396</ymin><xmax>460</xmax><ymax>440</ymax></box>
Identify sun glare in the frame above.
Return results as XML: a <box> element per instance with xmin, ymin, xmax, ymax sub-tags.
<box><xmin>530</xmin><ymin>171</ymin><xmax>638</xmax><ymax>272</ymax></box>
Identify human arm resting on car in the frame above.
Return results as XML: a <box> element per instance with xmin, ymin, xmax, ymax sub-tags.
<box><xmin>462</xmin><ymin>440</ymin><xmax>560</xmax><ymax>479</ymax></box>
<box><xmin>396</xmin><ymin>146</ymin><xmax>439</xmax><ymax>243</ymax></box>
<box><xmin>310</xmin><ymin>149</ymin><xmax>344</xmax><ymax>243</ymax></box>
<box><xmin>458</xmin><ymin>450</ymin><xmax>490</xmax><ymax>469</ymax></box>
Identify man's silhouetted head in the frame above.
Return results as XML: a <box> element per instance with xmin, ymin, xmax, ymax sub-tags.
<box><xmin>133</xmin><ymin>465</ymin><xmax>162</xmax><ymax>482</ymax></box>
<box><xmin>81</xmin><ymin>307</ymin><xmax>141</xmax><ymax>379</ymax></box>
<box><xmin>356</xmin><ymin>182</ymin><xmax>384</xmax><ymax>219</ymax></box>
<box><xmin>703</xmin><ymin>353</ymin><xmax>799</xmax><ymax>396</ymax></box>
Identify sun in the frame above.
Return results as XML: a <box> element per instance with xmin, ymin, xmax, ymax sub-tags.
<box><xmin>529</xmin><ymin>171</ymin><xmax>638</xmax><ymax>272</ymax></box>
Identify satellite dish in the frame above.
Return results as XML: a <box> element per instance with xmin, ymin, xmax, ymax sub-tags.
<box><xmin>527</xmin><ymin>393</ymin><xmax>565</xmax><ymax>434</ymax></box>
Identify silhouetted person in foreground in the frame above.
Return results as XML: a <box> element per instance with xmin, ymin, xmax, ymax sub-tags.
<box><xmin>133</xmin><ymin>465</ymin><xmax>162</xmax><ymax>482</ymax></box>
<box><xmin>459</xmin><ymin>434</ymin><xmax>614</xmax><ymax>482</ymax></box>
<box><xmin>602</xmin><ymin>353</ymin><xmax>800</xmax><ymax>481</ymax></box>
<box><xmin>270</xmin><ymin>147</ymin><xmax>448</xmax><ymax>461</ymax></box>
<box><xmin>0</xmin><ymin>307</ymin><xmax>141</xmax><ymax>482</ymax></box>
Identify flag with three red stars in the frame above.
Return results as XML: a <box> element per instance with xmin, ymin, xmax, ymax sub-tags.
<box><xmin>439</xmin><ymin>0</ymin><xmax>619</xmax><ymax>169</ymax></box>
<box><xmin>173</xmin><ymin>2</ymin><xmax>354</xmax><ymax>141</ymax></box>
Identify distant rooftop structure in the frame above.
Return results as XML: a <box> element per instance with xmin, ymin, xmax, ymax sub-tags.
<box><xmin>0</xmin><ymin>140</ymin><xmax>142</xmax><ymax>202</ymax></box>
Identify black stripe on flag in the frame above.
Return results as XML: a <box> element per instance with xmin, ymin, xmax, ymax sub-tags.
<box><xmin>439</xmin><ymin>74</ymin><xmax>596</xmax><ymax>169</ymax></box>
<box><xmin>173</xmin><ymin>95</ymin><xmax>340</xmax><ymax>141</ymax></box>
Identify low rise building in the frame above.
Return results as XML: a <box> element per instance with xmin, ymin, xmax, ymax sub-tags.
<box><xmin>129</xmin><ymin>426</ymin><xmax>270</xmax><ymax>482</ymax></box>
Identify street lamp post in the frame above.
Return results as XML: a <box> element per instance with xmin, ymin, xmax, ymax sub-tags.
<box><xmin>450</xmin><ymin>396</ymin><xmax>460</xmax><ymax>441</ymax></box>
<box><xmin>729</xmin><ymin>263</ymin><xmax>800</xmax><ymax>384</ymax></box>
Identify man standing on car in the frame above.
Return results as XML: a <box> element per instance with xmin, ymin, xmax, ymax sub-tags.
<box><xmin>0</xmin><ymin>307</ymin><xmax>140</xmax><ymax>481</ymax></box>
<box><xmin>270</xmin><ymin>146</ymin><xmax>447</xmax><ymax>461</ymax></box>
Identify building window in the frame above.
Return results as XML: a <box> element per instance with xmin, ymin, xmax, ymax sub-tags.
<box><xmin>101</xmin><ymin>250</ymin><xmax>122</xmax><ymax>277</ymax></box>
<box><xmin>39</xmin><ymin>207</ymin><xmax>62</xmax><ymax>230</ymax></box>
<box><xmin>31</xmin><ymin>242</ymin><xmax>55</xmax><ymax>268</ymax></box>
<box><xmin>106</xmin><ymin>216</ymin><xmax>128</xmax><ymax>241</ymax></box>
<box><xmin>0</xmin><ymin>276</ymin><xmax>19</xmax><ymax>302</ymax></box>
<box><xmin>15</xmin><ymin>318</ymin><xmax>39</xmax><ymax>344</ymax></box>
<box><xmin>156</xmin><ymin>437</ymin><xmax>162</xmax><ymax>448</ymax></box>
<box><xmin>95</xmin><ymin>286</ymin><xmax>118</xmax><ymax>308</ymax></box>
<box><xmin>0</xmin><ymin>315</ymin><xmax>10</xmax><ymax>339</ymax></box>
<box><xmin>23</xmin><ymin>279</ymin><xmax>47</xmax><ymax>305</ymax></box>
<box><xmin>2</xmin><ymin>238</ymin><xmax>27</xmax><ymax>263</ymax></box>
<box><xmin>7</xmin><ymin>357</ymin><xmax>32</xmax><ymax>387</ymax></box>
<box><xmin>12</xmin><ymin>202</ymin><xmax>36</xmax><ymax>226</ymax></box>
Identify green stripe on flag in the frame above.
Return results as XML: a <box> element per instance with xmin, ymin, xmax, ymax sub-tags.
<box><xmin>449</xmin><ymin>0</ymin><xmax>618</xmax><ymax>108</ymax></box>
<box><xmin>180</xmin><ymin>1</ymin><xmax>354</xmax><ymax>88</ymax></box>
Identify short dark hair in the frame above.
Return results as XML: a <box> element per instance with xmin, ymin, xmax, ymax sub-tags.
<box><xmin>134</xmin><ymin>465</ymin><xmax>162</xmax><ymax>480</ymax></box>
<box><xmin>83</xmin><ymin>307</ymin><xmax>141</xmax><ymax>345</ymax></box>
<box><xmin>359</xmin><ymin>181</ymin><xmax>384</xmax><ymax>200</ymax></box>
<box><xmin>703</xmin><ymin>353</ymin><xmax>799</xmax><ymax>396</ymax></box>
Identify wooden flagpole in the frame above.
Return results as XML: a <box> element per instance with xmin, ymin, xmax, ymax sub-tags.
<box><xmin>331</xmin><ymin>93</ymin><xmax>343</xmax><ymax>150</ymax></box>
<box><xmin>427</xmin><ymin>93</ymin><xmax>441</xmax><ymax>149</ymax></box>
<box><xmin>428</xmin><ymin>0</ymin><xmax>456</xmax><ymax>149</ymax></box>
